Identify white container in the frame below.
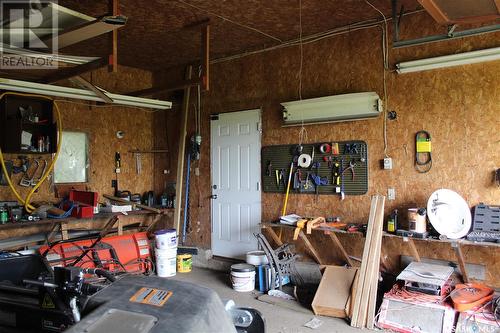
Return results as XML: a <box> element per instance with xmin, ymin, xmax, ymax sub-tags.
<box><xmin>246</xmin><ymin>250</ymin><xmax>269</xmax><ymax>266</ymax></box>
<box><xmin>230</xmin><ymin>263</ymin><xmax>255</xmax><ymax>292</ymax></box>
<box><xmin>155</xmin><ymin>229</ymin><xmax>178</xmax><ymax>249</ymax></box>
<box><xmin>156</xmin><ymin>247</ymin><xmax>177</xmax><ymax>277</ymax></box>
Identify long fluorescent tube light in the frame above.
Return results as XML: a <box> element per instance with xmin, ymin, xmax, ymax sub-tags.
<box><xmin>396</xmin><ymin>47</ymin><xmax>500</xmax><ymax>74</ymax></box>
<box><xmin>282</xmin><ymin>92</ymin><xmax>382</xmax><ymax>126</ymax></box>
<box><xmin>0</xmin><ymin>78</ymin><xmax>172</xmax><ymax>109</ymax></box>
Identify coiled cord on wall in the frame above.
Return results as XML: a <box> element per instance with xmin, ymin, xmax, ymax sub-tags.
<box><xmin>415</xmin><ymin>130</ymin><xmax>432</xmax><ymax>173</ymax></box>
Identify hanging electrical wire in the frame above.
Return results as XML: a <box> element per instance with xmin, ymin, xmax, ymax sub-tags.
<box><xmin>364</xmin><ymin>0</ymin><xmax>391</xmax><ymax>158</ymax></box>
<box><xmin>297</xmin><ymin>0</ymin><xmax>308</xmax><ymax>147</ymax></box>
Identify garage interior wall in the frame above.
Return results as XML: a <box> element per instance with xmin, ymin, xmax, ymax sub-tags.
<box><xmin>0</xmin><ymin>65</ymin><xmax>156</xmax><ymax>201</ymax></box>
<box><xmin>155</xmin><ymin>13</ymin><xmax>500</xmax><ymax>285</ymax></box>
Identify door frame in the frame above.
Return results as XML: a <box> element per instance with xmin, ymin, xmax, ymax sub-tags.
<box><xmin>210</xmin><ymin>108</ymin><xmax>262</xmax><ymax>258</ymax></box>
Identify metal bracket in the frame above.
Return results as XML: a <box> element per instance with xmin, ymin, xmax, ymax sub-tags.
<box><xmin>447</xmin><ymin>24</ymin><xmax>458</xmax><ymax>37</ymax></box>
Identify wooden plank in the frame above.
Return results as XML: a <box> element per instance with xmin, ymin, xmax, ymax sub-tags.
<box><xmin>117</xmin><ymin>219</ymin><xmax>123</xmax><ymax>235</ymax></box>
<box><xmin>41</xmin><ymin>58</ymin><xmax>108</xmax><ymax>84</ymax></box>
<box><xmin>262</xmin><ymin>226</ymin><xmax>283</xmax><ymax>247</ymax></box>
<box><xmin>357</xmin><ymin>196</ymin><xmax>384</xmax><ymax>328</ymax></box>
<box><xmin>453</xmin><ymin>242</ymin><xmax>469</xmax><ymax>283</ymax></box>
<box><xmin>201</xmin><ymin>24</ymin><xmax>210</xmax><ymax>91</ymax></box>
<box><xmin>70</xmin><ymin>76</ymin><xmax>113</xmax><ymax>103</ymax></box>
<box><xmin>298</xmin><ymin>230</ymin><xmax>323</xmax><ymax>265</ymax></box>
<box><xmin>366</xmin><ymin>196</ymin><xmax>385</xmax><ymax>329</ymax></box>
<box><xmin>407</xmin><ymin>238</ymin><xmax>421</xmax><ymax>262</ymax></box>
<box><xmin>60</xmin><ymin>222</ymin><xmax>69</xmax><ymax>240</ymax></box>
<box><xmin>351</xmin><ymin>195</ymin><xmax>379</xmax><ymax>327</ymax></box>
<box><xmin>174</xmin><ymin>66</ymin><xmax>193</xmax><ymax>235</ymax></box>
<box><xmin>417</xmin><ymin>0</ymin><xmax>449</xmax><ymax>24</ymax></box>
<box><xmin>328</xmin><ymin>233</ymin><xmax>353</xmax><ymax>267</ymax></box>
<box><xmin>109</xmin><ymin>0</ymin><xmax>119</xmax><ymax>72</ymax></box>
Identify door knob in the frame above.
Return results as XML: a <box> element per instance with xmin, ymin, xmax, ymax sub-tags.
<box><xmin>210</xmin><ymin>194</ymin><xmax>218</xmax><ymax>199</ymax></box>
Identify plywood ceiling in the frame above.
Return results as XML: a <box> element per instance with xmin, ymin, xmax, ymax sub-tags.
<box><xmin>60</xmin><ymin>0</ymin><xmax>421</xmax><ymax>71</ymax></box>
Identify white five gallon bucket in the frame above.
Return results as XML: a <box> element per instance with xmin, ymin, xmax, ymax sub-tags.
<box><xmin>156</xmin><ymin>247</ymin><xmax>177</xmax><ymax>277</ymax></box>
<box><xmin>230</xmin><ymin>263</ymin><xmax>255</xmax><ymax>292</ymax></box>
<box><xmin>154</xmin><ymin>229</ymin><xmax>177</xmax><ymax>249</ymax></box>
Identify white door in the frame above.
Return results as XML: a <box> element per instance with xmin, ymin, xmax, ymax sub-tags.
<box><xmin>211</xmin><ymin>109</ymin><xmax>262</xmax><ymax>259</ymax></box>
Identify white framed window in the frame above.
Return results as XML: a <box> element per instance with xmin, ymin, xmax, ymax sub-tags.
<box><xmin>54</xmin><ymin>131</ymin><xmax>89</xmax><ymax>183</ymax></box>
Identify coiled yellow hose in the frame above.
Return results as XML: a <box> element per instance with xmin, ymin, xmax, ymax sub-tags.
<box><xmin>0</xmin><ymin>92</ymin><xmax>62</xmax><ymax>213</ymax></box>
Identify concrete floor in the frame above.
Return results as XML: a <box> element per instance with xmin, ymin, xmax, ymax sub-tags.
<box><xmin>172</xmin><ymin>267</ymin><xmax>361</xmax><ymax>333</ymax></box>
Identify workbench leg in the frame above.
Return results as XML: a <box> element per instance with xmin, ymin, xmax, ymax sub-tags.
<box><xmin>328</xmin><ymin>233</ymin><xmax>353</xmax><ymax>266</ymax></box>
<box><xmin>117</xmin><ymin>220</ymin><xmax>123</xmax><ymax>235</ymax></box>
<box><xmin>262</xmin><ymin>226</ymin><xmax>283</xmax><ymax>247</ymax></box>
<box><xmin>406</xmin><ymin>238</ymin><xmax>421</xmax><ymax>262</ymax></box>
<box><xmin>453</xmin><ymin>243</ymin><xmax>469</xmax><ymax>283</ymax></box>
<box><xmin>298</xmin><ymin>230</ymin><xmax>324</xmax><ymax>265</ymax></box>
<box><xmin>60</xmin><ymin>222</ymin><xmax>69</xmax><ymax>240</ymax></box>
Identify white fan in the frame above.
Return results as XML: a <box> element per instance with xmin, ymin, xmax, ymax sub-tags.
<box><xmin>427</xmin><ymin>189</ymin><xmax>471</xmax><ymax>239</ymax></box>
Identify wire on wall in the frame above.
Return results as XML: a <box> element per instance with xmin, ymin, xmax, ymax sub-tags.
<box><xmin>176</xmin><ymin>0</ymin><xmax>283</xmax><ymax>43</ymax></box>
<box><xmin>364</xmin><ymin>0</ymin><xmax>391</xmax><ymax>158</ymax></box>
<box><xmin>297</xmin><ymin>0</ymin><xmax>308</xmax><ymax>147</ymax></box>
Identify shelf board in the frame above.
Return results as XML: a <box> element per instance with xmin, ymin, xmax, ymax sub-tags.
<box><xmin>0</xmin><ymin>209</ymin><xmax>172</xmax><ymax>231</ymax></box>
<box><xmin>261</xmin><ymin>222</ymin><xmax>500</xmax><ymax>248</ymax></box>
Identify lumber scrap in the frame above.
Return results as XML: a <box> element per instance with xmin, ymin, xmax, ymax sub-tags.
<box><xmin>350</xmin><ymin>195</ymin><xmax>385</xmax><ymax>329</ymax></box>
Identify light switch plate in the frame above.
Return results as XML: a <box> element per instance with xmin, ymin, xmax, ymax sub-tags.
<box><xmin>388</xmin><ymin>188</ymin><xmax>396</xmax><ymax>200</ymax></box>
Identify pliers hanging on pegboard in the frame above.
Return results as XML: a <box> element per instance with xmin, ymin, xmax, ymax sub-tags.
<box><xmin>341</xmin><ymin>161</ymin><xmax>356</xmax><ymax>181</ymax></box>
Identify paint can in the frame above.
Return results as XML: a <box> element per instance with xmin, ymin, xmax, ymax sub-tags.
<box><xmin>154</xmin><ymin>229</ymin><xmax>177</xmax><ymax>249</ymax></box>
<box><xmin>177</xmin><ymin>254</ymin><xmax>192</xmax><ymax>273</ymax></box>
<box><xmin>230</xmin><ymin>263</ymin><xmax>255</xmax><ymax>292</ymax></box>
<box><xmin>408</xmin><ymin>208</ymin><xmax>427</xmax><ymax>233</ymax></box>
<box><xmin>155</xmin><ymin>247</ymin><xmax>177</xmax><ymax>277</ymax></box>
<box><xmin>246</xmin><ymin>251</ymin><xmax>269</xmax><ymax>266</ymax></box>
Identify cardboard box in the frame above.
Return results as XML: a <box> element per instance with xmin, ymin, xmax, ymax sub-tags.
<box><xmin>311</xmin><ymin>265</ymin><xmax>358</xmax><ymax>318</ymax></box>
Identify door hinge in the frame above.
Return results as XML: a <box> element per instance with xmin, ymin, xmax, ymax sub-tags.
<box><xmin>257</xmin><ymin>122</ymin><xmax>262</xmax><ymax>133</ymax></box>
<box><xmin>210</xmin><ymin>114</ymin><xmax>219</xmax><ymax>120</ymax></box>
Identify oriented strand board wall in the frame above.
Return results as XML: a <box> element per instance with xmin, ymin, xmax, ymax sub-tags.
<box><xmin>161</xmin><ymin>13</ymin><xmax>500</xmax><ymax>284</ymax></box>
<box><xmin>0</xmin><ymin>65</ymin><xmax>156</xmax><ymax>204</ymax></box>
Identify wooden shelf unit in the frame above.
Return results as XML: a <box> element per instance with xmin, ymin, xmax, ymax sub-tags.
<box><xmin>261</xmin><ymin>222</ymin><xmax>498</xmax><ymax>283</ymax></box>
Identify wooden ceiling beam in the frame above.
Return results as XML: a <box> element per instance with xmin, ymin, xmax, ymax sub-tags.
<box><xmin>109</xmin><ymin>0</ymin><xmax>119</xmax><ymax>72</ymax></box>
<box><xmin>201</xmin><ymin>24</ymin><xmax>210</xmax><ymax>91</ymax></box>
<box><xmin>40</xmin><ymin>57</ymin><xmax>108</xmax><ymax>84</ymax></box>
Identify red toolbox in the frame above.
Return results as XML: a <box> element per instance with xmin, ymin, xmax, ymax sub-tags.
<box><xmin>68</xmin><ymin>190</ymin><xmax>98</xmax><ymax>218</ymax></box>
<box><xmin>39</xmin><ymin>232</ymin><xmax>151</xmax><ymax>274</ymax></box>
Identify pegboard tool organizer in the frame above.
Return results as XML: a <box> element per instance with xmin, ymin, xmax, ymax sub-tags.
<box><xmin>261</xmin><ymin>141</ymin><xmax>368</xmax><ymax>195</ymax></box>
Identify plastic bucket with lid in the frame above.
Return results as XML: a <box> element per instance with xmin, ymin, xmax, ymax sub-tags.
<box><xmin>230</xmin><ymin>263</ymin><xmax>255</xmax><ymax>292</ymax></box>
<box><xmin>154</xmin><ymin>229</ymin><xmax>177</xmax><ymax>249</ymax></box>
<box><xmin>155</xmin><ymin>247</ymin><xmax>177</xmax><ymax>277</ymax></box>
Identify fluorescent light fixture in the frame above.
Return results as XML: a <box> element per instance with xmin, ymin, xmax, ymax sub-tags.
<box><xmin>396</xmin><ymin>47</ymin><xmax>500</xmax><ymax>74</ymax></box>
<box><xmin>281</xmin><ymin>92</ymin><xmax>382</xmax><ymax>126</ymax></box>
<box><xmin>0</xmin><ymin>78</ymin><xmax>172</xmax><ymax>110</ymax></box>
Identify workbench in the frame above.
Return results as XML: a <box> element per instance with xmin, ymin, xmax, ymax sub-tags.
<box><xmin>0</xmin><ymin>209</ymin><xmax>173</xmax><ymax>250</ymax></box>
<box><xmin>261</xmin><ymin>222</ymin><xmax>500</xmax><ymax>283</ymax></box>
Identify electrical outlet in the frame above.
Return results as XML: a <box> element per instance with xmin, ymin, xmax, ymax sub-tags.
<box><xmin>388</xmin><ymin>188</ymin><xmax>396</xmax><ymax>201</ymax></box>
<box><xmin>383</xmin><ymin>157</ymin><xmax>393</xmax><ymax>170</ymax></box>
<box><xmin>195</xmin><ymin>167</ymin><xmax>200</xmax><ymax>176</ymax></box>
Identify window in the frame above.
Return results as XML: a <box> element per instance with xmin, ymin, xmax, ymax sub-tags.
<box><xmin>54</xmin><ymin>131</ymin><xmax>88</xmax><ymax>183</ymax></box>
